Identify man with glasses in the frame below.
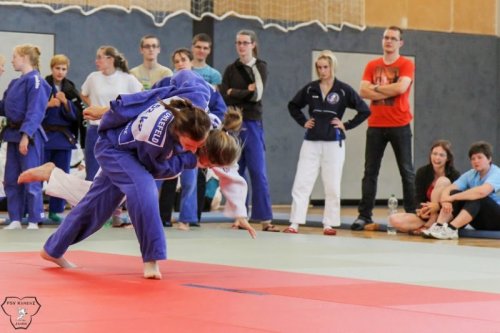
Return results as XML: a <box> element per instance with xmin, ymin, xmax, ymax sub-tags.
<box><xmin>130</xmin><ymin>35</ymin><xmax>173</xmax><ymax>90</ymax></box>
<box><xmin>351</xmin><ymin>26</ymin><xmax>416</xmax><ymax>231</ymax></box>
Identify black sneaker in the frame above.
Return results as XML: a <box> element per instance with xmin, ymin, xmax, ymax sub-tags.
<box><xmin>163</xmin><ymin>221</ymin><xmax>172</xmax><ymax>227</ymax></box>
<box><xmin>350</xmin><ymin>218</ymin><xmax>372</xmax><ymax>231</ymax></box>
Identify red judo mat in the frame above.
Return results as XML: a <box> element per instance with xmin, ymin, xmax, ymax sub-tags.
<box><xmin>1</xmin><ymin>251</ymin><xmax>500</xmax><ymax>332</ymax></box>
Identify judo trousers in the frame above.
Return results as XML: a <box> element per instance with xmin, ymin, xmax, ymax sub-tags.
<box><xmin>44</xmin><ymin>137</ymin><xmax>166</xmax><ymax>262</ymax></box>
<box><xmin>4</xmin><ymin>136</ymin><xmax>44</xmax><ymax>222</ymax></box>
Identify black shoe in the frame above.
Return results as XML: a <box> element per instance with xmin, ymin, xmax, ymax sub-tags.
<box><xmin>163</xmin><ymin>221</ymin><xmax>172</xmax><ymax>227</ymax></box>
<box><xmin>351</xmin><ymin>218</ymin><xmax>372</xmax><ymax>231</ymax></box>
<box><xmin>190</xmin><ymin>223</ymin><xmax>201</xmax><ymax>227</ymax></box>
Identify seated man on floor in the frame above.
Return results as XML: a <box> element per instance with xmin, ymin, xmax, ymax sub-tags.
<box><xmin>424</xmin><ymin>141</ymin><xmax>500</xmax><ymax>240</ymax></box>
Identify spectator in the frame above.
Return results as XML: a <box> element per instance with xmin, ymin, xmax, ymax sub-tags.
<box><xmin>426</xmin><ymin>141</ymin><xmax>500</xmax><ymax>239</ymax></box>
<box><xmin>352</xmin><ymin>26</ymin><xmax>416</xmax><ymax>230</ymax></box>
<box><xmin>130</xmin><ymin>35</ymin><xmax>173</xmax><ymax>90</ymax></box>
<box><xmin>42</xmin><ymin>54</ymin><xmax>81</xmax><ymax>223</ymax></box>
<box><xmin>220</xmin><ymin>29</ymin><xmax>277</xmax><ymax>232</ymax></box>
<box><xmin>80</xmin><ymin>45</ymin><xmax>142</xmax><ymax>227</ymax></box>
<box><xmin>1</xmin><ymin>44</ymin><xmax>51</xmax><ymax>230</ymax></box>
<box><xmin>283</xmin><ymin>50</ymin><xmax>370</xmax><ymax>236</ymax></box>
<box><xmin>388</xmin><ymin>140</ymin><xmax>460</xmax><ymax>234</ymax></box>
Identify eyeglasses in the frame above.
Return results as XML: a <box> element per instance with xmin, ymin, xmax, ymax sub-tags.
<box><xmin>142</xmin><ymin>44</ymin><xmax>159</xmax><ymax>49</ymax></box>
<box><xmin>235</xmin><ymin>41</ymin><xmax>252</xmax><ymax>46</ymax></box>
<box><xmin>383</xmin><ymin>36</ymin><xmax>400</xmax><ymax>42</ymax></box>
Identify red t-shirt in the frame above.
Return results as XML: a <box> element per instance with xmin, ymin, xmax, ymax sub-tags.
<box><xmin>362</xmin><ymin>56</ymin><xmax>414</xmax><ymax>127</ymax></box>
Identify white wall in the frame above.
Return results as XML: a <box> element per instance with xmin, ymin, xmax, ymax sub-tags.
<box><xmin>0</xmin><ymin>31</ymin><xmax>54</xmax><ymax>93</ymax></box>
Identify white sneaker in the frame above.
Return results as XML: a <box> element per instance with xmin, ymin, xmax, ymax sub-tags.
<box><xmin>429</xmin><ymin>223</ymin><xmax>458</xmax><ymax>240</ymax></box>
<box><xmin>4</xmin><ymin>221</ymin><xmax>22</xmax><ymax>230</ymax></box>
<box><xmin>27</xmin><ymin>222</ymin><xmax>39</xmax><ymax>230</ymax></box>
<box><xmin>422</xmin><ymin>223</ymin><xmax>442</xmax><ymax>238</ymax></box>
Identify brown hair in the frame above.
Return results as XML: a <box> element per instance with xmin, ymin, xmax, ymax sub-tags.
<box><xmin>468</xmin><ymin>141</ymin><xmax>493</xmax><ymax>163</ymax></box>
<box><xmin>237</xmin><ymin>29</ymin><xmax>259</xmax><ymax>57</ymax></box>
<box><xmin>171</xmin><ymin>48</ymin><xmax>193</xmax><ymax>66</ymax></box>
<box><xmin>429</xmin><ymin>140</ymin><xmax>455</xmax><ymax>169</ymax></box>
<box><xmin>14</xmin><ymin>44</ymin><xmax>42</xmax><ymax>70</ymax></box>
<box><xmin>50</xmin><ymin>54</ymin><xmax>70</xmax><ymax>69</ymax></box>
<box><xmin>99</xmin><ymin>45</ymin><xmax>129</xmax><ymax>73</ymax></box>
<box><xmin>140</xmin><ymin>35</ymin><xmax>160</xmax><ymax>48</ymax></box>
<box><xmin>192</xmin><ymin>33</ymin><xmax>212</xmax><ymax>46</ymax></box>
<box><xmin>386</xmin><ymin>26</ymin><xmax>404</xmax><ymax>40</ymax></box>
<box><xmin>161</xmin><ymin>98</ymin><xmax>211</xmax><ymax>141</ymax></box>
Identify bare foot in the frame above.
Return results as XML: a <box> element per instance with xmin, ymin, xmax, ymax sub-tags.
<box><xmin>18</xmin><ymin>162</ymin><xmax>55</xmax><ymax>184</ymax></box>
<box><xmin>40</xmin><ymin>249</ymin><xmax>76</xmax><ymax>268</ymax></box>
<box><xmin>143</xmin><ymin>261</ymin><xmax>162</xmax><ymax>279</ymax></box>
<box><xmin>177</xmin><ymin>222</ymin><xmax>190</xmax><ymax>231</ymax></box>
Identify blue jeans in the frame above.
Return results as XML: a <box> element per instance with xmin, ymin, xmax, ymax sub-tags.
<box><xmin>178</xmin><ymin>168</ymin><xmax>198</xmax><ymax>224</ymax></box>
<box><xmin>84</xmin><ymin>125</ymin><xmax>100</xmax><ymax>181</ymax></box>
<box><xmin>358</xmin><ymin>125</ymin><xmax>416</xmax><ymax>220</ymax></box>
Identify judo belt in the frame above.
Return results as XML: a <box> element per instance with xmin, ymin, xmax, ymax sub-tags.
<box><xmin>43</xmin><ymin>125</ymin><xmax>77</xmax><ymax>145</ymax></box>
<box><xmin>0</xmin><ymin>121</ymin><xmax>21</xmax><ymax>144</ymax></box>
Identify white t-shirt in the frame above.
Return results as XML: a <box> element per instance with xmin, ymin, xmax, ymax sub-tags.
<box><xmin>81</xmin><ymin>70</ymin><xmax>143</xmax><ymax>125</ymax></box>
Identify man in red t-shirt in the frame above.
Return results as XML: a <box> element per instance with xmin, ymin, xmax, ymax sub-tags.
<box><xmin>352</xmin><ymin>26</ymin><xmax>417</xmax><ymax>230</ymax></box>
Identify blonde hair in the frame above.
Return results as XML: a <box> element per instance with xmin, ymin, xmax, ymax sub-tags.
<box><xmin>14</xmin><ymin>44</ymin><xmax>42</xmax><ymax>70</ymax></box>
<box><xmin>315</xmin><ymin>50</ymin><xmax>337</xmax><ymax>79</ymax></box>
<box><xmin>50</xmin><ymin>54</ymin><xmax>70</xmax><ymax>69</ymax></box>
<box><xmin>0</xmin><ymin>54</ymin><xmax>5</xmax><ymax>65</ymax></box>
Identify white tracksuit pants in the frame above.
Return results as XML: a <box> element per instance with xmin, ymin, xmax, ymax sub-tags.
<box><xmin>290</xmin><ymin>140</ymin><xmax>345</xmax><ymax>227</ymax></box>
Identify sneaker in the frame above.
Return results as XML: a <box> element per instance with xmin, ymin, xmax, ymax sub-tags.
<box><xmin>429</xmin><ymin>224</ymin><xmax>458</xmax><ymax>240</ymax></box>
<box><xmin>351</xmin><ymin>217</ymin><xmax>372</xmax><ymax>231</ymax></box>
<box><xmin>421</xmin><ymin>223</ymin><xmax>443</xmax><ymax>238</ymax></box>
<box><xmin>4</xmin><ymin>221</ymin><xmax>22</xmax><ymax>230</ymax></box>
<box><xmin>27</xmin><ymin>222</ymin><xmax>39</xmax><ymax>230</ymax></box>
<box><xmin>111</xmin><ymin>216</ymin><xmax>131</xmax><ymax>228</ymax></box>
<box><xmin>48</xmin><ymin>212</ymin><xmax>63</xmax><ymax>223</ymax></box>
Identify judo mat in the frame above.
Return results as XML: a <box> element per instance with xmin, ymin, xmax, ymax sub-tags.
<box><xmin>1</xmin><ymin>251</ymin><xmax>500</xmax><ymax>332</ymax></box>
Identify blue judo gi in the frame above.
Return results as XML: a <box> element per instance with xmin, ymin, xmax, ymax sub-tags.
<box><xmin>0</xmin><ymin>70</ymin><xmax>50</xmax><ymax>223</ymax></box>
<box><xmin>43</xmin><ymin>80</ymin><xmax>78</xmax><ymax>214</ymax></box>
<box><xmin>43</xmin><ymin>71</ymin><xmax>211</xmax><ymax>262</ymax></box>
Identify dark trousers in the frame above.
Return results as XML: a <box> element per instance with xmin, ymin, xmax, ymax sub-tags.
<box><xmin>159</xmin><ymin>178</ymin><xmax>177</xmax><ymax>224</ymax></box>
<box><xmin>358</xmin><ymin>125</ymin><xmax>416</xmax><ymax>220</ymax></box>
<box><xmin>451</xmin><ymin>190</ymin><xmax>500</xmax><ymax>230</ymax></box>
<box><xmin>158</xmin><ymin>170</ymin><xmax>206</xmax><ymax>224</ymax></box>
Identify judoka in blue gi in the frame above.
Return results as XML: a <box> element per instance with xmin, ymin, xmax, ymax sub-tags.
<box><xmin>1</xmin><ymin>45</ymin><xmax>51</xmax><ymax>230</ymax></box>
<box><xmin>43</xmin><ymin>55</ymin><xmax>81</xmax><ymax>223</ymax></box>
<box><xmin>41</xmin><ymin>70</ymin><xmax>224</xmax><ymax>279</ymax></box>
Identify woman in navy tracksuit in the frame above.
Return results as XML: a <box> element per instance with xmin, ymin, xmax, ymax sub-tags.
<box><xmin>284</xmin><ymin>51</ymin><xmax>370</xmax><ymax>235</ymax></box>
<box><xmin>221</xmin><ymin>29</ymin><xmax>276</xmax><ymax>232</ymax></box>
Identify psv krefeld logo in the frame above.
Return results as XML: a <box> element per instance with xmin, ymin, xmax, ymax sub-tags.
<box><xmin>1</xmin><ymin>297</ymin><xmax>41</xmax><ymax>329</ymax></box>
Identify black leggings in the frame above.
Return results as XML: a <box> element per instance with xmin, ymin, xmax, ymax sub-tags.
<box><xmin>451</xmin><ymin>190</ymin><xmax>500</xmax><ymax>230</ymax></box>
